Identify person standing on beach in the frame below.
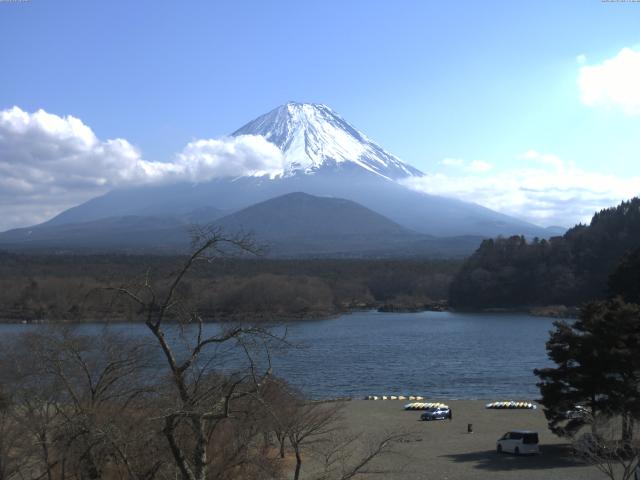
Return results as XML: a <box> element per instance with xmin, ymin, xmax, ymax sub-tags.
<box><xmin>448</xmin><ymin>408</ymin><xmax>453</xmax><ymax>421</ymax></box>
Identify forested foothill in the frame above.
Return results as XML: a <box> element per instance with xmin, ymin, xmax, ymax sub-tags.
<box><xmin>450</xmin><ymin>198</ymin><xmax>640</xmax><ymax>311</ymax></box>
<box><xmin>0</xmin><ymin>252</ymin><xmax>459</xmax><ymax>323</ymax></box>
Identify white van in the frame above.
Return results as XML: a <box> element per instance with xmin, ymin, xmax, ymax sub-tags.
<box><xmin>496</xmin><ymin>430</ymin><xmax>540</xmax><ymax>455</ymax></box>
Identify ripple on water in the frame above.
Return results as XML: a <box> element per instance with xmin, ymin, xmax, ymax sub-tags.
<box><xmin>0</xmin><ymin>311</ymin><xmax>557</xmax><ymax>399</ymax></box>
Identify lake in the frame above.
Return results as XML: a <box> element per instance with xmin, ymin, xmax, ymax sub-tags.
<box><xmin>0</xmin><ymin>311</ymin><xmax>559</xmax><ymax>400</ymax></box>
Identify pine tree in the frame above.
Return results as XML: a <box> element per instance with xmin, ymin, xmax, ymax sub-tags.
<box><xmin>609</xmin><ymin>247</ymin><xmax>640</xmax><ymax>304</ymax></box>
<box><xmin>535</xmin><ymin>299</ymin><xmax>640</xmax><ymax>441</ymax></box>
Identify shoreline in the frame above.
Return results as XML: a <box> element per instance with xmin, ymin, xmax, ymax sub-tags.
<box><xmin>0</xmin><ymin>303</ymin><xmax>576</xmax><ymax>324</ymax></box>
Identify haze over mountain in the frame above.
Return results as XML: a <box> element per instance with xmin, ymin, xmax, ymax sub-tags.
<box><xmin>214</xmin><ymin>192</ymin><xmax>483</xmax><ymax>257</ymax></box>
<box><xmin>0</xmin><ymin>192</ymin><xmax>483</xmax><ymax>257</ymax></box>
<box><xmin>0</xmin><ymin>102</ymin><xmax>561</xmax><ymax>255</ymax></box>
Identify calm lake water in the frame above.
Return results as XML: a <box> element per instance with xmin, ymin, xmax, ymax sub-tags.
<box><xmin>0</xmin><ymin>311</ymin><xmax>558</xmax><ymax>400</ymax></box>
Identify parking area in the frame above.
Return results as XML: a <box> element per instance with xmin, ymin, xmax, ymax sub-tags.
<box><xmin>334</xmin><ymin>399</ymin><xmax>606</xmax><ymax>480</ymax></box>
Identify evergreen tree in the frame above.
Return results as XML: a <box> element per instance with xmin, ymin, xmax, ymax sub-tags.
<box><xmin>535</xmin><ymin>299</ymin><xmax>640</xmax><ymax>441</ymax></box>
<box><xmin>609</xmin><ymin>247</ymin><xmax>640</xmax><ymax>304</ymax></box>
<box><xmin>451</xmin><ymin>197</ymin><xmax>640</xmax><ymax>309</ymax></box>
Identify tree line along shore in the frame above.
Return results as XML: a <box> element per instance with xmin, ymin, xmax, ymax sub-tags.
<box><xmin>0</xmin><ymin>253</ymin><xmax>459</xmax><ymax>323</ymax></box>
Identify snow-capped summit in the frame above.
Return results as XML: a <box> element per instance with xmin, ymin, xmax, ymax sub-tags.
<box><xmin>232</xmin><ymin>102</ymin><xmax>423</xmax><ymax>180</ymax></box>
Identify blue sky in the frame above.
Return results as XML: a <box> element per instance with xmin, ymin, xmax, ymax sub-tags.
<box><xmin>1</xmin><ymin>0</ymin><xmax>640</xmax><ymax>229</ymax></box>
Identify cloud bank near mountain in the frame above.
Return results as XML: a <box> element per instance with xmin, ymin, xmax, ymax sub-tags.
<box><xmin>403</xmin><ymin>150</ymin><xmax>640</xmax><ymax>228</ymax></box>
<box><xmin>0</xmin><ymin>106</ymin><xmax>284</xmax><ymax>230</ymax></box>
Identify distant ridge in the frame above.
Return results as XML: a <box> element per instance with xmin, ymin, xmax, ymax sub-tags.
<box><xmin>0</xmin><ymin>192</ymin><xmax>483</xmax><ymax>258</ymax></box>
<box><xmin>216</xmin><ymin>192</ymin><xmax>412</xmax><ymax>238</ymax></box>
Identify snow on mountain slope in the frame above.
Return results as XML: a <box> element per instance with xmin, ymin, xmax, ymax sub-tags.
<box><xmin>232</xmin><ymin>102</ymin><xmax>423</xmax><ymax>180</ymax></box>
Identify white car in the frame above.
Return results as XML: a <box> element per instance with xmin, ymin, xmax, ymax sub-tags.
<box><xmin>496</xmin><ymin>430</ymin><xmax>540</xmax><ymax>455</ymax></box>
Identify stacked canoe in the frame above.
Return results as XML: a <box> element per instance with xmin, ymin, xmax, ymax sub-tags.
<box><xmin>365</xmin><ymin>395</ymin><xmax>424</xmax><ymax>401</ymax></box>
<box><xmin>485</xmin><ymin>401</ymin><xmax>536</xmax><ymax>409</ymax></box>
<box><xmin>404</xmin><ymin>402</ymin><xmax>449</xmax><ymax>411</ymax></box>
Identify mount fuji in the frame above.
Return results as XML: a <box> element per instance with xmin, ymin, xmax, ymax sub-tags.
<box><xmin>0</xmin><ymin>102</ymin><xmax>558</xmax><ymax>256</ymax></box>
<box><xmin>232</xmin><ymin>102</ymin><xmax>423</xmax><ymax>180</ymax></box>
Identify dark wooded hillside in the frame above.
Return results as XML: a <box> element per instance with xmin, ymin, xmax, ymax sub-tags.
<box><xmin>450</xmin><ymin>198</ymin><xmax>640</xmax><ymax>309</ymax></box>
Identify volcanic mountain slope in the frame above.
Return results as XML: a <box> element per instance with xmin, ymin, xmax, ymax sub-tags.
<box><xmin>217</xmin><ymin>192</ymin><xmax>411</xmax><ymax>238</ymax></box>
<box><xmin>0</xmin><ymin>215</ymin><xmax>188</xmax><ymax>253</ymax></box>
<box><xmin>232</xmin><ymin>102</ymin><xmax>423</xmax><ymax>180</ymax></box>
<box><xmin>0</xmin><ymin>192</ymin><xmax>483</xmax><ymax>257</ymax></box>
<box><xmin>1</xmin><ymin>102</ymin><xmax>557</xmax><ymax>252</ymax></box>
<box><xmin>216</xmin><ymin>193</ymin><xmax>483</xmax><ymax>257</ymax></box>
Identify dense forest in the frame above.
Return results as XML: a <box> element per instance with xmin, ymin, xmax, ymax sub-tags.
<box><xmin>5</xmin><ymin>198</ymin><xmax>639</xmax><ymax>321</ymax></box>
<box><xmin>450</xmin><ymin>198</ymin><xmax>640</xmax><ymax>310</ymax></box>
<box><xmin>0</xmin><ymin>253</ymin><xmax>459</xmax><ymax>322</ymax></box>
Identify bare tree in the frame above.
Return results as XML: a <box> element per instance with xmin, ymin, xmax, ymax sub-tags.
<box><xmin>282</xmin><ymin>399</ymin><xmax>406</xmax><ymax>480</ymax></box>
<box><xmin>312</xmin><ymin>429</ymin><xmax>407</xmax><ymax>480</ymax></box>
<box><xmin>572</xmin><ymin>412</ymin><xmax>640</xmax><ymax>480</ymax></box>
<box><xmin>0</xmin><ymin>328</ymin><xmax>166</xmax><ymax>480</ymax></box>
<box><xmin>0</xmin><ymin>388</ymin><xmax>33</xmax><ymax>480</ymax></box>
<box><xmin>286</xmin><ymin>402</ymin><xmax>344</xmax><ymax>480</ymax></box>
<box><xmin>112</xmin><ymin>228</ymin><xmax>277</xmax><ymax>480</ymax></box>
<box><xmin>258</xmin><ymin>377</ymin><xmax>300</xmax><ymax>459</ymax></box>
<box><xmin>8</xmin><ymin>380</ymin><xmax>64</xmax><ymax>480</ymax></box>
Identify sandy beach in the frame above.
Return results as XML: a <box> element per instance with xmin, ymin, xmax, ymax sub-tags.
<box><xmin>325</xmin><ymin>399</ymin><xmax>606</xmax><ymax>480</ymax></box>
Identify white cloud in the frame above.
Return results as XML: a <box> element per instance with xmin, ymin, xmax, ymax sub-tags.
<box><xmin>0</xmin><ymin>106</ymin><xmax>285</xmax><ymax>231</ymax></box>
<box><xmin>402</xmin><ymin>151</ymin><xmax>640</xmax><ymax>227</ymax></box>
<box><xmin>521</xmin><ymin>149</ymin><xmax>564</xmax><ymax>171</ymax></box>
<box><xmin>176</xmin><ymin>136</ymin><xmax>284</xmax><ymax>181</ymax></box>
<box><xmin>578</xmin><ymin>47</ymin><xmax>640</xmax><ymax>114</ymax></box>
<box><xmin>441</xmin><ymin>157</ymin><xmax>465</xmax><ymax>167</ymax></box>
<box><xmin>468</xmin><ymin>160</ymin><xmax>493</xmax><ymax>172</ymax></box>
